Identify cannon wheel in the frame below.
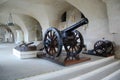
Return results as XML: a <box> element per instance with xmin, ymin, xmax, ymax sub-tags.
<box><xmin>105</xmin><ymin>40</ymin><xmax>114</xmax><ymax>55</ymax></box>
<box><xmin>44</xmin><ymin>27</ymin><xmax>62</xmax><ymax>57</ymax></box>
<box><xmin>94</xmin><ymin>40</ymin><xmax>107</xmax><ymax>55</ymax></box>
<box><xmin>64</xmin><ymin>30</ymin><xmax>84</xmax><ymax>58</ymax></box>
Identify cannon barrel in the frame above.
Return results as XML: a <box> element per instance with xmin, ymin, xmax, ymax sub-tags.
<box><xmin>25</xmin><ymin>42</ymin><xmax>34</xmax><ymax>46</ymax></box>
<box><xmin>19</xmin><ymin>42</ymin><xmax>34</xmax><ymax>47</ymax></box>
<box><xmin>63</xmin><ymin>17</ymin><xmax>88</xmax><ymax>33</ymax></box>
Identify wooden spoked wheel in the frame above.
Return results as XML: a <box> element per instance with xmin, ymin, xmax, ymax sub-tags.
<box><xmin>105</xmin><ymin>40</ymin><xmax>114</xmax><ymax>55</ymax></box>
<box><xmin>94</xmin><ymin>40</ymin><xmax>106</xmax><ymax>54</ymax></box>
<box><xmin>44</xmin><ymin>27</ymin><xmax>62</xmax><ymax>57</ymax></box>
<box><xmin>64</xmin><ymin>30</ymin><xmax>84</xmax><ymax>57</ymax></box>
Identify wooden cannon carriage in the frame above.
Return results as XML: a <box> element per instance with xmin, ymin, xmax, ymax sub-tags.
<box><xmin>43</xmin><ymin>14</ymin><xmax>90</xmax><ymax>65</ymax></box>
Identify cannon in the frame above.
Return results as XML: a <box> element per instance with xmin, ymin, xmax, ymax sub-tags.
<box><xmin>15</xmin><ymin>42</ymin><xmax>36</xmax><ymax>51</ymax></box>
<box><xmin>94</xmin><ymin>39</ymin><xmax>114</xmax><ymax>56</ymax></box>
<box><xmin>43</xmin><ymin>14</ymin><xmax>89</xmax><ymax>60</ymax></box>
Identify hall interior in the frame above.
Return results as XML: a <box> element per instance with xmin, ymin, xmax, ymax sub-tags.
<box><xmin>0</xmin><ymin>0</ymin><xmax>120</xmax><ymax>80</ymax></box>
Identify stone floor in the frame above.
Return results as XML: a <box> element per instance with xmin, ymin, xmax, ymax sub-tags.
<box><xmin>0</xmin><ymin>43</ymin><xmax>103</xmax><ymax>80</ymax></box>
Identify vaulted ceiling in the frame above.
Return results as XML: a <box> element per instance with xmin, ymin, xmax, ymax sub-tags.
<box><xmin>0</xmin><ymin>0</ymin><xmax>72</xmax><ymax>25</ymax></box>
<box><xmin>0</xmin><ymin>0</ymin><xmax>75</xmax><ymax>42</ymax></box>
<box><xmin>0</xmin><ymin>0</ymin><xmax>74</xmax><ymax>31</ymax></box>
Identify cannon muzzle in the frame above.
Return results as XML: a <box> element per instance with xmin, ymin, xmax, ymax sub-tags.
<box><xmin>63</xmin><ymin>17</ymin><xmax>88</xmax><ymax>33</ymax></box>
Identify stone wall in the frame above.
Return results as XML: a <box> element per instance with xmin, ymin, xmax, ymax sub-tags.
<box><xmin>103</xmin><ymin>0</ymin><xmax>120</xmax><ymax>58</ymax></box>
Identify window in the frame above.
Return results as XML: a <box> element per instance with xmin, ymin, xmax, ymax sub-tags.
<box><xmin>61</xmin><ymin>12</ymin><xmax>67</xmax><ymax>22</ymax></box>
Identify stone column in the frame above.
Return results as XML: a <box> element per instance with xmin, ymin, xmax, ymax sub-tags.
<box><xmin>16</xmin><ymin>30</ymin><xmax>24</xmax><ymax>44</ymax></box>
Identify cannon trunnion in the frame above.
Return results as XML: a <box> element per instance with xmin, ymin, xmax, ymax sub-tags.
<box><xmin>43</xmin><ymin>16</ymin><xmax>89</xmax><ymax>62</ymax></box>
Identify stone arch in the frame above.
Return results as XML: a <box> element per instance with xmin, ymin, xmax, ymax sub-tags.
<box><xmin>0</xmin><ymin>24</ymin><xmax>14</xmax><ymax>43</ymax></box>
<box><xmin>7</xmin><ymin>23</ymin><xmax>24</xmax><ymax>44</ymax></box>
<box><xmin>0</xmin><ymin>13</ymin><xmax>28</xmax><ymax>43</ymax></box>
<box><xmin>0</xmin><ymin>12</ymin><xmax>45</xmax><ymax>43</ymax></box>
<box><xmin>17</xmin><ymin>14</ymin><xmax>43</xmax><ymax>42</ymax></box>
<box><xmin>0</xmin><ymin>0</ymin><xmax>50</xmax><ymax>42</ymax></box>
